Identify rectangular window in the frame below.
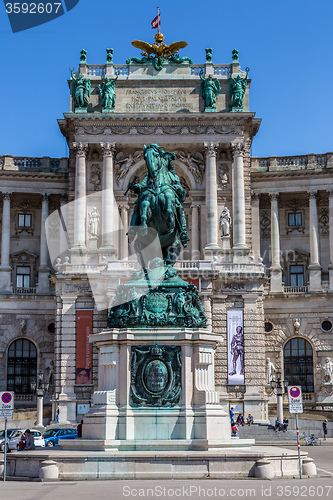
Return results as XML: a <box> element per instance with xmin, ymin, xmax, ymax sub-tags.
<box><xmin>18</xmin><ymin>214</ymin><xmax>31</xmax><ymax>227</ymax></box>
<box><xmin>290</xmin><ymin>265</ymin><xmax>304</xmax><ymax>286</ymax></box>
<box><xmin>288</xmin><ymin>212</ymin><xmax>302</xmax><ymax>226</ymax></box>
<box><xmin>16</xmin><ymin>267</ymin><xmax>30</xmax><ymax>288</ymax></box>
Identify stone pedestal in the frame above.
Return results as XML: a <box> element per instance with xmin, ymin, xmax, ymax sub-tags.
<box><xmin>80</xmin><ymin>328</ymin><xmax>237</xmax><ymax>450</ymax></box>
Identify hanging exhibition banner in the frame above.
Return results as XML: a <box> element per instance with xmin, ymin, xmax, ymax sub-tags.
<box><xmin>227</xmin><ymin>309</ymin><xmax>244</xmax><ymax>385</ymax></box>
<box><xmin>76</xmin><ymin>311</ymin><xmax>92</xmax><ymax>385</ymax></box>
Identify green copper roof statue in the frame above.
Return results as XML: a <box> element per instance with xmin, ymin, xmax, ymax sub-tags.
<box><xmin>200</xmin><ymin>73</ymin><xmax>220</xmax><ymax>112</ymax></box>
<box><xmin>107</xmin><ymin>144</ymin><xmax>206</xmax><ymax>329</ymax></box>
<box><xmin>99</xmin><ymin>76</ymin><xmax>118</xmax><ymax>112</ymax></box>
<box><xmin>230</xmin><ymin>67</ymin><xmax>250</xmax><ymax>111</ymax></box>
<box><xmin>70</xmin><ymin>69</ymin><xmax>91</xmax><ymax>110</ymax></box>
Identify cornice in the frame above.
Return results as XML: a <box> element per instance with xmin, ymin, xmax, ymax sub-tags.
<box><xmin>0</xmin><ymin>171</ymin><xmax>68</xmax><ymax>181</ymax></box>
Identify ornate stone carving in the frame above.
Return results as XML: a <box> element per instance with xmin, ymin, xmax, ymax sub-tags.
<box><xmin>100</xmin><ymin>142</ymin><xmax>115</xmax><ymax>157</ymax></box>
<box><xmin>260</xmin><ymin>210</ymin><xmax>271</xmax><ymax>238</ymax></box>
<box><xmin>130</xmin><ymin>345</ymin><xmax>181</xmax><ymax>407</ymax></box>
<box><xmin>88</xmin><ymin>207</ymin><xmax>100</xmax><ymax>238</ymax></box>
<box><xmin>219</xmin><ymin>207</ymin><xmax>231</xmax><ymax>236</ymax></box>
<box><xmin>204</xmin><ymin>142</ymin><xmax>219</xmax><ymax>157</ymax></box>
<box><xmin>89</xmin><ymin>163</ymin><xmax>101</xmax><ymax>191</ymax></box>
<box><xmin>114</xmin><ymin>151</ymin><xmax>143</xmax><ymax>182</ymax></box>
<box><xmin>72</xmin><ymin>142</ymin><xmax>88</xmax><ymax>157</ymax></box>
<box><xmin>323</xmin><ymin>357</ymin><xmax>333</xmax><ymax>384</ymax></box>
<box><xmin>176</xmin><ymin>151</ymin><xmax>205</xmax><ymax>182</ymax></box>
<box><xmin>230</xmin><ymin>142</ymin><xmax>246</xmax><ymax>158</ymax></box>
<box><xmin>217</xmin><ymin>164</ymin><xmax>229</xmax><ymax>189</ymax></box>
<box><xmin>319</xmin><ymin>207</ymin><xmax>329</xmax><ymax>234</ymax></box>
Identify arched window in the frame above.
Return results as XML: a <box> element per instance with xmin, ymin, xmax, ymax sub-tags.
<box><xmin>284</xmin><ymin>338</ymin><xmax>313</xmax><ymax>392</ymax></box>
<box><xmin>7</xmin><ymin>339</ymin><xmax>37</xmax><ymax>394</ymax></box>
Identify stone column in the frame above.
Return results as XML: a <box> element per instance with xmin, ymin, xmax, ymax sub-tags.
<box><xmin>251</xmin><ymin>192</ymin><xmax>261</xmax><ymax>262</ymax></box>
<box><xmin>100</xmin><ymin>143</ymin><xmax>116</xmax><ymax>255</ymax></box>
<box><xmin>0</xmin><ymin>193</ymin><xmax>12</xmax><ymax>292</ymax></box>
<box><xmin>120</xmin><ymin>204</ymin><xmax>129</xmax><ymax>260</ymax></box>
<box><xmin>191</xmin><ymin>204</ymin><xmax>200</xmax><ymax>260</ymax></box>
<box><xmin>200</xmin><ymin>294</ymin><xmax>212</xmax><ymax>330</ymax></box>
<box><xmin>204</xmin><ymin>142</ymin><xmax>220</xmax><ymax>252</ymax></box>
<box><xmin>308</xmin><ymin>191</ymin><xmax>322</xmax><ymax>291</ymax></box>
<box><xmin>72</xmin><ymin>143</ymin><xmax>88</xmax><ymax>250</ymax></box>
<box><xmin>38</xmin><ymin>193</ymin><xmax>51</xmax><ymax>293</ymax></box>
<box><xmin>269</xmin><ymin>193</ymin><xmax>283</xmax><ymax>292</ymax></box>
<box><xmin>328</xmin><ymin>191</ymin><xmax>333</xmax><ymax>291</ymax></box>
<box><xmin>56</xmin><ymin>293</ymin><xmax>78</xmax><ymax>424</ymax></box>
<box><xmin>231</xmin><ymin>142</ymin><xmax>247</xmax><ymax>250</ymax></box>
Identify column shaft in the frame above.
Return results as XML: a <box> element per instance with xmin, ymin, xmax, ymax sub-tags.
<box><xmin>269</xmin><ymin>193</ymin><xmax>282</xmax><ymax>292</ymax></box>
<box><xmin>39</xmin><ymin>194</ymin><xmax>49</xmax><ymax>268</ymax></box>
<box><xmin>191</xmin><ymin>204</ymin><xmax>200</xmax><ymax>260</ymax></box>
<box><xmin>120</xmin><ymin>205</ymin><xmax>129</xmax><ymax>260</ymax></box>
<box><xmin>308</xmin><ymin>192</ymin><xmax>320</xmax><ymax>266</ymax></box>
<box><xmin>251</xmin><ymin>193</ymin><xmax>261</xmax><ymax>261</ymax></box>
<box><xmin>73</xmin><ymin>143</ymin><xmax>88</xmax><ymax>248</ymax></box>
<box><xmin>328</xmin><ymin>191</ymin><xmax>333</xmax><ymax>291</ymax></box>
<box><xmin>204</xmin><ymin>143</ymin><xmax>219</xmax><ymax>250</ymax></box>
<box><xmin>231</xmin><ymin>143</ymin><xmax>247</xmax><ymax>249</ymax></box>
<box><xmin>308</xmin><ymin>191</ymin><xmax>322</xmax><ymax>291</ymax></box>
<box><xmin>101</xmin><ymin>143</ymin><xmax>116</xmax><ymax>251</ymax></box>
<box><xmin>1</xmin><ymin>193</ymin><xmax>11</xmax><ymax>267</ymax></box>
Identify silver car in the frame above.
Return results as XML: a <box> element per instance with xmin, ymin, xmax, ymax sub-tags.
<box><xmin>0</xmin><ymin>429</ymin><xmax>17</xmax><ymax>452</ymax></box>
<box><xmin>8</xmin><ymin>429</ymin><xmax>45</xmax><ymax>450</ymax></box>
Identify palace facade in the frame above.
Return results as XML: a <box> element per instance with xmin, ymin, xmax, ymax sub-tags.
<box><xmin>0</xmin><ymin>44</ymin><xmax>332</xmax><ymax>424</ymax></box>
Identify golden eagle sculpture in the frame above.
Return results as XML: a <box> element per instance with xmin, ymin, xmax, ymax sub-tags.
<box><xmin>126</xmin><ymin>32</ymin><xmax>192</xmax><ymax>71</ymax></box>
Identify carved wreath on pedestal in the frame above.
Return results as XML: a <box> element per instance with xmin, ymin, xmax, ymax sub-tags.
<box><xmin>130</xmin><ymin>345</ymin><xmax>181</xmax><ymax>407</ymax></box>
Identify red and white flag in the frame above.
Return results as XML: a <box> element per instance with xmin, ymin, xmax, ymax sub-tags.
<box><xmin>151</xmin><ymin>13</ymin><xmax>161</xmax><ymax>29</ymax></box>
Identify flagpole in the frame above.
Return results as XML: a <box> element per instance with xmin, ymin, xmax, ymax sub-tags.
<box><xmin>157</xmin><ymin>6</ymin><xmax>160</xmax><ymax>34</ymax></box>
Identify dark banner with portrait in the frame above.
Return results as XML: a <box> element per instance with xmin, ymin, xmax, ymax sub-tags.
<box><xmin>227</xmin><ymin>309</ymin><xmax>244</xmax><ymax>385</ymax></box>
<box><xmin>76</xmin><ymin>310</ymin><xmax>92</xmax><ymax>385</ymax></box>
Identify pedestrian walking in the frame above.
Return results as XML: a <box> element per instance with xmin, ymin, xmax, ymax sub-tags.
<box><xmin>230</xmin><ymin>407</ymin><xmax>235</xmax><ymax>424</ymax></box>
<box><xmin>323</xmin><ymin>419</ymin><xmax>328</xmax><ymax>440</ymax></box>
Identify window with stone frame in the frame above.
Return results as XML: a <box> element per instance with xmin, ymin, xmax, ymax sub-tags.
<box><xmin>282</xmin><ymin>249</ymin><xmax>309</xmax><ymax>287</ymax></box>
<box><xmin>7</xmin><ymin>339</ymin><xmax>37</xmax><ymax>394</ymax></box>
<box><xmin>285</xmin><ymin>208</ymin><xmax>305</xmax><ymax>234</ymax></box>
<box><xmin>10</xmin><ymin>251</ymin><xmax>37</xmax><ymax>291</ymax></box>
<box><xmin>284</xmin><ymin>338</ymin><xmax>314</xmax><ymax>392</ymax></box>
<box><xmin>18</xmin><ymin>213</ymin><xmax>32</xmax><ymax>228</ymax></box>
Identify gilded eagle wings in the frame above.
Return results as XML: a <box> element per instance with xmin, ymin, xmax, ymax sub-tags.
<box><xmin>164</xmin><ymin>41</ymin><xmax>188</xmax><ymax>56</ymax></box>
<box><xmin>131</xmin><ymin>40</ymin><xmax>155</xmax><ymax>54</ymax></box>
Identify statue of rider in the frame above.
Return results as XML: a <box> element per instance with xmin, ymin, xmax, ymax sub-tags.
<box><xmin>127</xmin><ymin>144</ymin><xmax>189</xmax><ymax>247</ymax></box>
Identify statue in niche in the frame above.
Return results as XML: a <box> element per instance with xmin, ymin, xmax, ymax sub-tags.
<box><xmin>200</xmin><ymin>73</ymin><xmax>220</xmax><ymax>110</ymax></box>
<box><xmin>293</xmin><ymin>318</ymin><xmax>300</xmax><ymax>334</ymax></box>
<box><xmin>323</xmin><ymin>357</ymin><xmax>333</xmax><ymax>384</ymax></box>
<box><xmin>70</xmin><ymin>69</ymin><xmax>91</xmax><ymax>109</ymax></box>
<box><xmin>219</xmin><ymin>207</ymin><xmax>231</xmax><ymax>237</ymax></box>
<box><xmin>88</xmin><ymin>207</ymin><xmax>100</xmax><ymax>238</ymax></box>
<box><xmin>266</xmin><ymin>357</ymin><xmax>276</xmax><ymax>385</ymax></box>
<box><xmin>99</xmin><ymin>76</ymin><xmax>118</xmax><ymax>110</ymax></box>
<box><xmin>218</xmin><ymin>165</ymin><xmax>229</xmax><ymax>189</ymax></box>
<box><xmin>230</xmin><ymin>68</ymin><xmax>249</xmax><ymax>110</ymax></box>
<box><xmin>46</xmin><ymin>360</ymin><xmax>55</xmax><ymax>386</ymax></box>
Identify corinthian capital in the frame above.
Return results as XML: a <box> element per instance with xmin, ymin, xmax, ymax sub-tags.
<box><xmin>72</xmin><ymin>142</ymin><xmax>88</xmax><ymax>157</ymax></box>
<box><xmin>308</xmin><ymin>190</ymin><xmax>318</xmax><ymax>200</ymax></box>
<box><xmin>230</xmin><ymin>142</ymin><xmax>246</xmax><ymax>158</ymax></box>
<box><xmin>204</xmin><ymin>142</ymin><xmax>219</xmax><ymax>158</ymax></box>
<box><xmin>2</xmin><ymin>192</ymin><xmax>12</xmax><ymax>202</ymax></box>
<box><xmin>100</xmin><ymin>142</ymin><xmax>116</xmax><ymax>158</ymax></box>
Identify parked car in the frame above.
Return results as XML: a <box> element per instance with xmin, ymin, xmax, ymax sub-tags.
<box><xmin>0</xmin><ymin>429</ymin><xmax>18</xmax><ymax>452</ymax></box>
<box><xmin>43</xmin><ymin>428</ymin><xmax>78</xmax><ymax>447</ymax></box>
<box><xmin>8</xmin><ymin>429</ymin><xmax>45</xmax><ymax>450</ymax></box>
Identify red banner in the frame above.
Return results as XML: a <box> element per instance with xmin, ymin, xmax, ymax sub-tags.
<box><xmin>151</xmin><ymin>13</ymin><xmax>161</xmax><ymax>29</ymax></box>
<box><xmin>76</xmin><ymin>311</ymin><xmax>92</xmax><ymax>385</ymax></box>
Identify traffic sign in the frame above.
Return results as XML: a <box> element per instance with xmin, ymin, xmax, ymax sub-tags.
<box><xmin>0</xmin><ymin>391</ymin><xmax>14</xmax><ymax>410</ymax></box>
<box><xmin>288</xmin><ymin>385</ymin><xmax>303</xmax><ymax>413</ymax></box>
<box><xmin>0</xmin><ymin>410</ymin><xmax>13</xmax><ymax>419</ymax></box>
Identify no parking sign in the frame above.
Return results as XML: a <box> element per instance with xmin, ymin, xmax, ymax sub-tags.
<box><xmin>0</xmin><ymin>392</ymin><xmax>14</xmax><ymax>410</ymax></box>
<box><xmin>287</xmin><ymin>386</ymin><xmax>303</xmax><ymax>413</ymax></box>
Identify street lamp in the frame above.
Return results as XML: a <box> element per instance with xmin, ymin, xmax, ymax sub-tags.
<box><xmin>270</xmin><ymin>370</ymin><xmax>288</xmax><ymax>423</ymax></box>
<box><xmin>30</xmin><ymin>371</ymin><xmax>49</xmax><ymax>430</ymax></box>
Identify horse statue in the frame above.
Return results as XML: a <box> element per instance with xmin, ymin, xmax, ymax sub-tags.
<box><xmin>126</xmin><ymin>144</ymin><xmax>189</xmax><ymax>268</ymax></box>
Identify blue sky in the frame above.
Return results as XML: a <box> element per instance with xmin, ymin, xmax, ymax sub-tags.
<box><xmin>1</xmin><ymin>0</ymin><xmax>333</xmax><ymax>159</ymax></box>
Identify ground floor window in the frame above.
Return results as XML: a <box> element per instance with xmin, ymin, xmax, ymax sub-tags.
<box><xmin>284</xmin><ymin>337</ymin><xmax>313</xmax><ymax>392</ymax></box>
<box><xmin>7</xmin><ymin>339</ymin><xmax>37</xmax><ymax>393</ymax></box>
